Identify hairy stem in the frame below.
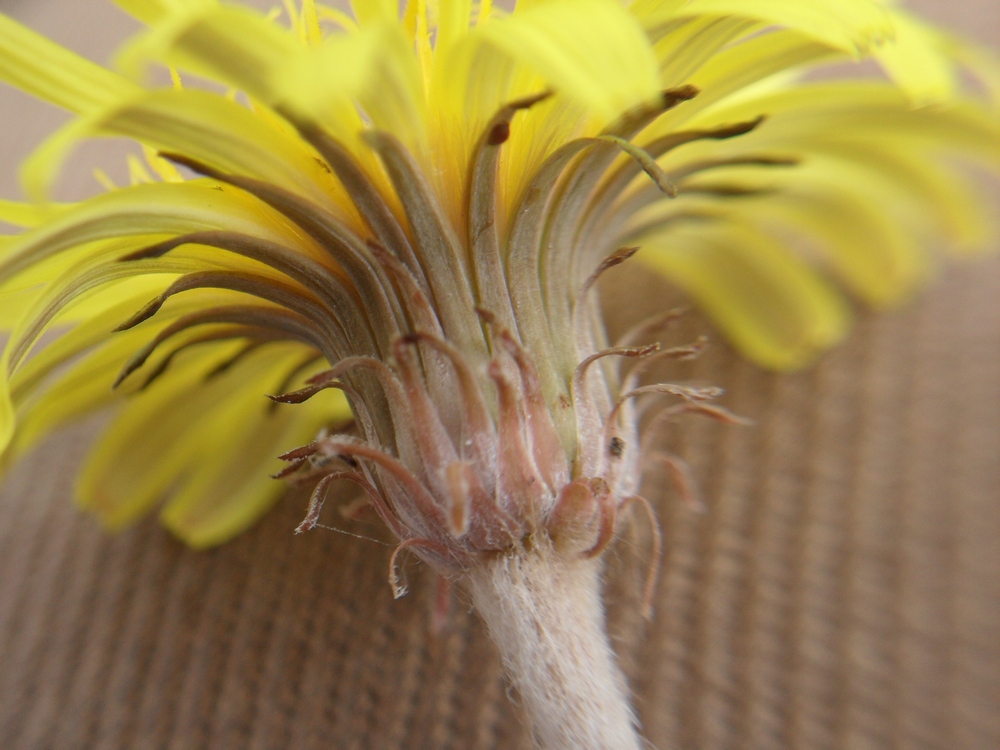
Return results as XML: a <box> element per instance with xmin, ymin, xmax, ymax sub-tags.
<box><xmin>465</xmin><ymin>540</ymin><xmax>642</xmax><ymax>750</ymax></box>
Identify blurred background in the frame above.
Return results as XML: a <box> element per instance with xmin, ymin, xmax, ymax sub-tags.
<box><xmin>0</xmin><ymin>1</ymin><xmax>998</xmax><ymax>748</ymax></box>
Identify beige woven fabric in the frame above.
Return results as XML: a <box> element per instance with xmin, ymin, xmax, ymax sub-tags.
<box><xmin>1</xmin><ymin>2</ymin><xmax>998</xmax><ymax>748</ymax></box>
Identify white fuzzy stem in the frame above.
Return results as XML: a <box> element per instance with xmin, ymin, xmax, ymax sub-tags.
<box><xmin>466</xmin><ymin>542</ymin><xmax>642</xmax><ymax>750</ymax></box>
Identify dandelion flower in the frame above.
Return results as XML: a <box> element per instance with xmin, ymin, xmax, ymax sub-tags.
<box><xmin>1</xmin><ymin>0</ymin><xmax>998</xmax><ymax>747</ymax></box>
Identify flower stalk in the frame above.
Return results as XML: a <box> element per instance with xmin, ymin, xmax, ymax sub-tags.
<box><xmin>467</xmin><ymin>541</ymin><xmax>641</xmax><ymax>750</ymax></box>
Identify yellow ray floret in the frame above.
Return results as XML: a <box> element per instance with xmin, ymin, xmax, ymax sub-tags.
<box><xmin>0</xmin><ymin>0</ymin><xmax>996</xmax><ymax>546</ymax></box>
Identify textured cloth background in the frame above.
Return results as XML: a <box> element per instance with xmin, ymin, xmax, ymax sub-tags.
<box><xmin>1</xmin><ymin>1</ymin><xmax>998</xmax><ymax>748</ymax></box>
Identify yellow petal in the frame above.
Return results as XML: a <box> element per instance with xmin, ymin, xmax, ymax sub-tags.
<box><xmin>433</xmin><ymin>0</ymin><xmax>473</xmax><ymax>51</ymax></box>
<box><xmin>119</xmin><ymin>4</ymin><xmax>375</xmax><ymax>161</ymax></box>
<box><xmin>0</xmin><ymin>199</ymin><xmax>73</xmax><ymax>228</ymax></box>
<box><xmin>159</xmin><ymin>399</ymin><xmax>328</xmax><ymax>547</ymax></box>
<box><xmin>349</xmin><ymin>0</ymin><xmax>399</xmax><ymax>26</ymax></box>
<box><xmin>75</xmin><ymin>343</ymin><xmax>350</xmax><ymax>546</ymax></box>
<box><xmin>314</xmin><ymin>4</ymin><xmax>359</xmax><ymax>33</ymax></box>
<box><xmin>279</xmin><ymin>21</ymin><xmax>428</xmax><ymax>155</ymax></box>
<box><xmin>654</xmin><ymin>16</ymin><xmax>758</xmax><ymax>90</ymax></box>
<box><xmin>0</xmin><ymin>379</ymin><xmax>14</xmax><ymax>455</ymax></box>
<box><xmin>875</xmin><ymin>10</ymin><xmax>957</xmax><ymax>105</ymax></box>
<box><xmin>639</xmin><ymin>219</ymin><xmax>851</xmax><ymax>370</ymax></box>
<box><xmin>299</xmin><ymin>0</ymin><xmax>323</xmax><ymax>46</ymax></box>
<box><xmin>0</xmin><ymin>12</ymin><xmax>138</xmax><ymax>114</ymax></box>
<box><xmin>944</xmin><ymin>35</ymin><xmax>1000</xmax><ymax>109</ymax></box>
<box><xmin>687</xmin><ymin>81</ymin><xmax>1000</xmax><ymax>166</ymax></box>
<box><xmin>641</xmin><ymin>28</ymin><xmax>836</xmax><ymax>139</ymax></box>
<box><xmin>7</xmin><ymin>287</ymin><xmax>240</xmax><ymax>401</ymax></box>
<box><xmin>476</xmin><ymin>0</ymin><xmax>661</xmax><ymax>121</ymax></box>
<box><xmin>141</xmin><ymin>145</ymin><xmax>185</xmax><ymax>183</ymax></box>
<box><xmin>1</xmin><ymin>285</ymin><xmax>209</xmax><ymax>462</ymax></box>
<box><xmin>6</xmin><ymin>333</ymin><xmax>158</xmax><ymax>464</ymax></box>
<box><xmin>113</xmin><ymin>0</ymin><xmax>217</xmax><ymax>25</ymax></box>
<box><xmin>116</xmin><ymin>4</ymin><xmax>300</xmax><ymax>99</ymax></box>
<box><xmin>674</xmin><ymin>0</ymin><xmax>893</xmax><ymax>55</ymax></box>
<box><xmin>19</xmin><ymin>116</ymin><xmax>97</xmax><ymax>201</ymax></box>
<box><xmin>0</xmin><ymin>181</ymin><xmax>311</xmax><ymax>288</ymax></box>
<box><xmin>690</xmin><ymin>170</ymin><xmax>927</xmax><ymax>306</ymax></box>
<box><xmin>75</xmin><ymin>341</ymin><xmax>250</xmax><ymax>529</ymax></box>
<box><xmin>0</xmin><ymin>287</ymin><xmax>43</xmax><ymax>329</ymax></box>
<box><xmin>104</xmin><ymin>89</ymin><xmax>342</xmax><ymax>204</ymax></box>
<box><xmin>163</xmin><ymin>385</ymin><xmax>350</xmax><ymax>547</ymax></box>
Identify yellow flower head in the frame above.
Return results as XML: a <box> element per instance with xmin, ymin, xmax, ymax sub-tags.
<box><xmin>0</xmin><ymin>0</ymin><xmax>997</xmax><ymax>560</ymax></box>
